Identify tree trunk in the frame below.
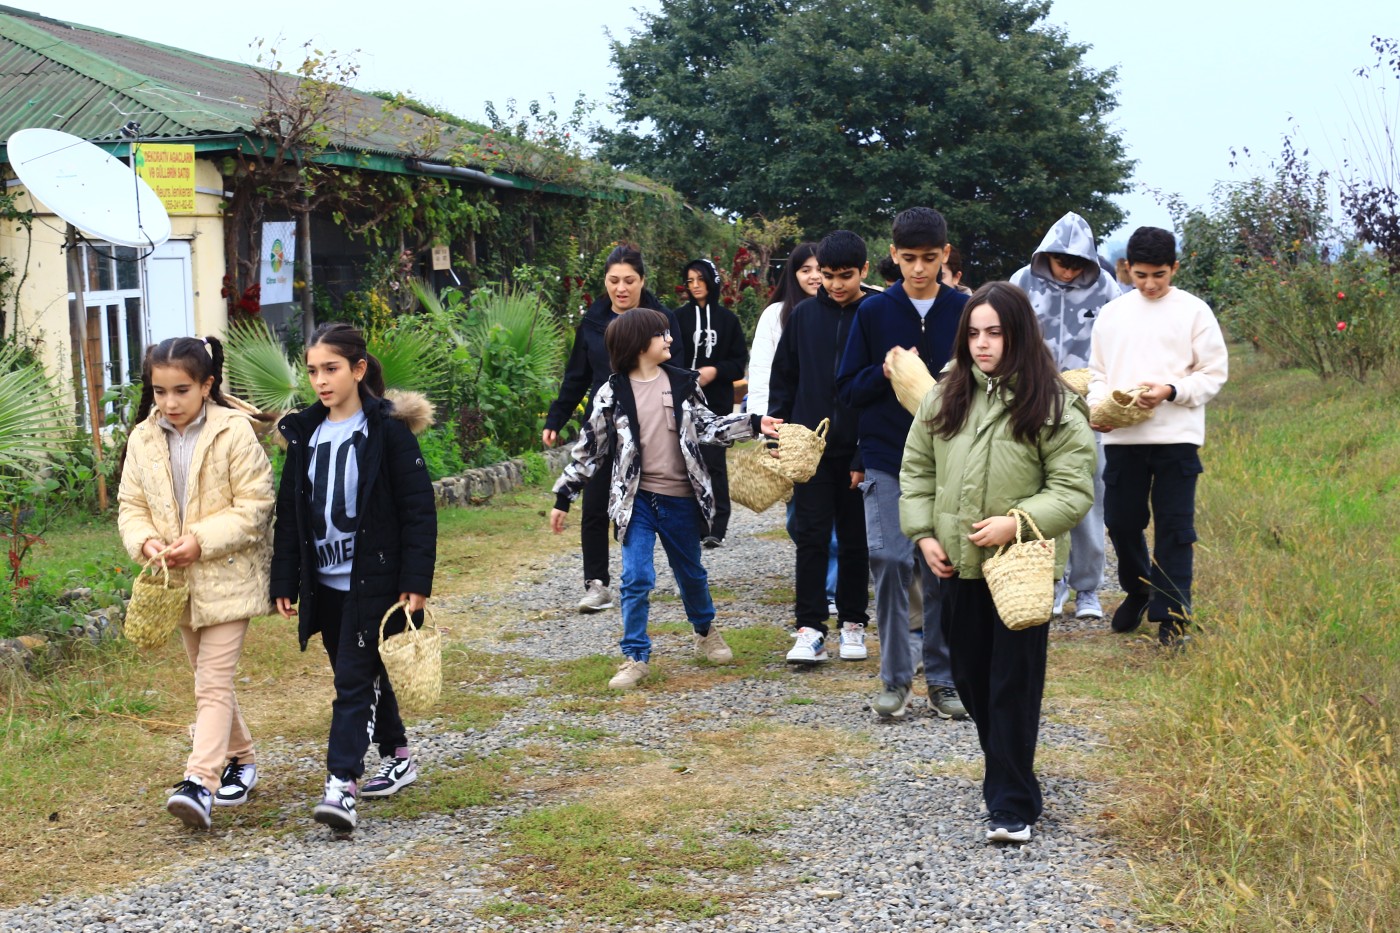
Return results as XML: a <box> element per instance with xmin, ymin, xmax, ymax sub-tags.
<box><xmin>298</xmin><ymin>206</ymin><xmax>314</xmax><ymax>346</ymax></box>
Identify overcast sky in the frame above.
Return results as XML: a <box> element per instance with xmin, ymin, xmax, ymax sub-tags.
<box><xmin>34</xmin><ymin>0</ymin><xmax>1398</xmax><ymax>253</ymax></box>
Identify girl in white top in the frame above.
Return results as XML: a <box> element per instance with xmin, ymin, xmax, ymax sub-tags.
<box><xmin>747</xmin><ymin>242</ymin><xmax>821</xmax><ymax>416</ymax></box>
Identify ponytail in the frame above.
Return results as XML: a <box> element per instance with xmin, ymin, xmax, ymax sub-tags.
<box><xmin>307</xmin><ymin>322</ymin><xmax>383</xmax><ymax>398</ymax></box>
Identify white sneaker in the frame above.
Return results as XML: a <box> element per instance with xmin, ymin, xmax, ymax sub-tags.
<box><xmin>1052</xmin><ymin>579</ymin><xmax>1069</xmax><ymax>617</ymax></box>
<box><xmin>838</xmin><ymin>622</ymin><xmax>868</xmax><ymax>660</ymax></box>
<box><xmin>786</xmin><ymin>627</ymin><xmax>829</xmax><ymax>664</ymax></box>
<box><xmin>1074</xmin><ymin>590</ymin><xmax>1104</xmax><ymax>620</ymax></box>
<box><xmin>214</xmin><ymin>758</ymin><xmax>257</xmax><ymax>806</ymax></box>
<box><xmin>578</xmin><ymin>579</ymin><xmax>614</xmax><ymax>613</ymax></box>
<box><xmin>608</xmin><ymin>658</ymin><xmax>650</xmax><ymax>689</ymax></box>
<box><xmin>360</xmin><ymin>755</ymin><xmax>416</xmax><ymax>797</ymax></box>
<box><xmin>313</xmin><ymin>775</ymin><xmax>358</xmax><ymax>831</ymax></box>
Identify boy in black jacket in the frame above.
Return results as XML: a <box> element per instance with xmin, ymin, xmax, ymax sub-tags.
<box><xmin>674</xmin><ymin>259</ymin><xmax>749</xmax><ymax>547</ymax></box>
<box><xmin>837</xmin><ymin>207</ymin><xmax>968</xmax><ymax>720</ymax></box>
<box><xmin>769</xmin><ymin>231</ymin><xmax>873</xmax><ymax>664</ymax></box>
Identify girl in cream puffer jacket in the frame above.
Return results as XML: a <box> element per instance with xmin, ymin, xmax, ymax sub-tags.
<box><xmin>117</xmin><ymin>336</ymin><xmax>274</xmax><ymax>831</ymax></box>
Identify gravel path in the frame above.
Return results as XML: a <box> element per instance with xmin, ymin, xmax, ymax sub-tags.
<box><xmin>2</xmin><ymin>502</ymin><xmax>1161</xmax><ymax>933</ymax></box>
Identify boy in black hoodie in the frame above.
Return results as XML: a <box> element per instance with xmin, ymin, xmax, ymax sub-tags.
<box><xmin>769</xmin><ymin>231</ymin><xmax>873</xmax><ymax>664</ymax></box>
<box><xmin>674</xmin><ymin>259</ymin><xmax>749</xmax><ymax>547</ymax></box>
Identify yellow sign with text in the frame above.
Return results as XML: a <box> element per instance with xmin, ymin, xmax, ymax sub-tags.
<box><xmin>134</xmin><ymin>144</ymin><xmax>196</xmax><ymax>215</ymax></box>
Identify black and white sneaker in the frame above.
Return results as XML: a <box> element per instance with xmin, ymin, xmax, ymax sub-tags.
<box><xmin>360</xmin><ymin>755</ymin><xmax>417</xmax><ymax>798</ymax></box>
<box><xmin>214</xmin><ymin>757</ymin><xmax>258</xmax><ymax>806</ymax></box>
<box><xmin>313</xmin><ymin>775</ymin><xmax>358</xmax><ymax>831</ymax></box>
<box><xmin>986</xmin><ymin>810</ymin><xmax>1032</xmax><ymax>843</ymax></box>
<box><xmin>166</xmin><ymin>778</ymin><xmax>212</xmax><ymax>830</ymax></box>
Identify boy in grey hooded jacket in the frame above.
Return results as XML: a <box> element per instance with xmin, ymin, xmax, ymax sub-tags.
<box><xmin>1010</xmin><ymin>212</ymin><xmax>1121</xmax><ymax>620</ymax></box>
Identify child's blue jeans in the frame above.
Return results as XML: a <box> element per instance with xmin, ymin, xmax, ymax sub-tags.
<box><xmin>619</xmin><ymin>491</ymin><xmax>715</xmax><ymax>661</ymax></box>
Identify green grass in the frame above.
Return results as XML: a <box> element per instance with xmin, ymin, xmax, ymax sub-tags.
<box><xmin>497</xmin><ymin>801</ymin><xmax>765</xmax><ymax>921</ymax></box>
<box><xmin>1110</xmin><ymin>351</ymin><xmax>1400</xmax><ymax>932</ymax></box>
<box><xmin>521</xmin><ymin>723</ymin><xmax>611</xmax><ymax>742</ymax></box>
<box><xmin>362</xmin><ymin>752</ymin><xmax>518</xmax><ymax>821</ymax></box>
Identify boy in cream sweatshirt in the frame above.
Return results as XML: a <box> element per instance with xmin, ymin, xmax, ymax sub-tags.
<box><xmin>1087</xmin><ymin>227</ymin><xmax>1228</xmax><ymax>646</ymax></box>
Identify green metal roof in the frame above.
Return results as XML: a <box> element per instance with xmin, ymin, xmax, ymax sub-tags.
<box><xmin>0</xmin><ymin>5</ymin><xmax>664</xmax><ymax>198</ymax></box>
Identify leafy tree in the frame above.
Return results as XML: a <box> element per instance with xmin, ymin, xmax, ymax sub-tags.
<box><xmin>600</xmin><ymin>0</ymin><xmax>1132</xmax><ymax>280</ymax></box>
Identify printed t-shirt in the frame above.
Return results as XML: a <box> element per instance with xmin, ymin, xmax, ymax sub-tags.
<box><xmin>307</xmin><ymin>409</ymin><xmax>368</xmax><ymax>590</ymax></box>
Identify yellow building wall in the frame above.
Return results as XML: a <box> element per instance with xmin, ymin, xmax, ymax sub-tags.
<box><xmin>0</xmin><ymin>155</ymin><xmax>228</xmax><ymax>404</ymax></box>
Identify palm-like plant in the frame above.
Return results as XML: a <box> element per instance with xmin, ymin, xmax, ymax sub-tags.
<box><xmin>223</xmin><ymin>319</ymin><xmax>309</xmax><ymax>412</ymax></box>
<box><xmin>0</xmin><ymin>343</ymin><xmax>72</xmax><ymax>479</ymax></box>
<box><xmin>223</xmin><ymin>318</ymin><xmax>449</xmax><ymax>414</ymax></box>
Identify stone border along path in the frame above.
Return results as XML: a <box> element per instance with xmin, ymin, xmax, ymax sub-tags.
<box><xmin>2</xmin><ymin>503</ymin><xmax>1162</xmax><ymax>933</ymax></box>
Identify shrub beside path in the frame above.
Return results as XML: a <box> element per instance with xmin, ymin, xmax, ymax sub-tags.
<box><xmin>1</xmin><ymin>504</ymin><xmax>1162</xmax><ymax>932</ymax></box>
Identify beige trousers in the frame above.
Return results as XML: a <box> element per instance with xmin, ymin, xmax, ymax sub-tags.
<box><xmin>178</xmin><ymin>616</ymin><xmax>255</xmax><ymax>792</ymax></box>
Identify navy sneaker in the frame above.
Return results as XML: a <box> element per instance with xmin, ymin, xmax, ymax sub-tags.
<box><xmin>214</xmin><ymin>758</ymin><xmax>258</xmax><ymax>806</ymax></box>
<box><xmin>166</xmin><ymin>777</ymin><xmax>212</xmax><ymax>830</ymax></box>
<box><xmin>313</xmin><ymin>775</ymin><xmax>358</xmax><ymax>831</ymax></box>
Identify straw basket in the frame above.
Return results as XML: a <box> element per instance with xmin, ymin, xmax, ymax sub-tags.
<box><xmin>378</xmin><ymin>601</ymin><xmax>442</xmax><ymax>713</ymax></box>
<box><xmin>774</xmin><ymin>418</ymin><xmax>829</xmax><ymax>483</ymax></box>
<box><xmin>981</xmin><ymin>509</ymin><xmax>1056</xmax><ymax>631</ymax></box>
<box><xmin>124</xmin><ymin>552</ymin><xmax>188</xmax><ymax>649</ymax></box>
<box><xmin>886</xmin><ymin>347</ymin><xmax>936</xmax><ymax>415</ymax></box>
<box><xmin>1059</xmin><ymin>368</ymin><xmax>1091</xmax><ymax>397</ymax></box>
<box><xmin>1090</xmin><ymin>387</ymin><xmax>1155</xmax><ymax>429</ymax></box>
<box><xmin>728</xmin><ymin>443</ymin><xmax>793</xmax><ymax>513</ymax></box>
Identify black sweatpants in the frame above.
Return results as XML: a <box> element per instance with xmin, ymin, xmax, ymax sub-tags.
<box><xmin>581</xmin><ymin>455</ymin><xmax>613</xmax><ymax>586</ymax></box>
<box><xmin>316</xmin><ymin>584</ymin><xmax>407</xmax><ymax>780</ymax></box>
<box><xmin>790</xmin><ymin>454</ymin><xmax>868</xmax><ymax>635</ymax></box>
<box><xmin>700</xmin><ymin>444</ymin><xmax>731</xmax><ymax>541</ymax></box>
<box><xmin>944</xmin><ymin>576</ymin><xmax>1048</xmax><ymax>824</ymax></box>
<box><xmin>1103</xmin><ymin>443</ymin><xmax>1201</xmax><ymax>627</ymax></box>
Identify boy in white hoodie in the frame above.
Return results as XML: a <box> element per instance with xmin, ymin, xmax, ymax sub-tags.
<box><xmin>1011</xmin><ymin>212</ymin><xmax>1122</xmax><ymax>622</ymax></box>
<box><xmin>1087</xmin><ymin>227</ymin><xmax>1229</xmax><ymax>646</ymax></box>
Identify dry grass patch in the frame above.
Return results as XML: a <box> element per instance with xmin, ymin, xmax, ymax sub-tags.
<box><xmin>493</xmin><ymin>722</ymin><xmax>869</xmax><ymax>922</ymax></box>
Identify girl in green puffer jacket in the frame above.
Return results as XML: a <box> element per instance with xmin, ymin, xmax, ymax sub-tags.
<box><xmin>899</xmin><ymin>282</ymin><xmax>1096</xmax><ymax>845</ymax></box>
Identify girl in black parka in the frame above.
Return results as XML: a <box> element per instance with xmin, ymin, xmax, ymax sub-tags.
<box><xmin>542</xmin><ymin>245</ymin><xmax>681</xmax><ymax>613</ymax></box>
<box><xmin>271</xmin><ymin>323</ymin><xmax>437</xmax><ymax>833</ymax></box>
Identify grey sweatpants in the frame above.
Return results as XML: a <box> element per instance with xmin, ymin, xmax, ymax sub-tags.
<box><xmin>1065</xmin><ymin>436</ymin><xmax>1106</xmax><ymax>594</ymax></box>
<box><xmin>860</xmin><ymin>468</ymin><xmax>954</xmax><ymax>690</ymax></box>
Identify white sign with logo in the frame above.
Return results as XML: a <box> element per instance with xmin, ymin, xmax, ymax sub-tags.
<box><xmin>261</xmin><ymin>221</ymin><xmax>296</xmax><ymax>305</ymax></box>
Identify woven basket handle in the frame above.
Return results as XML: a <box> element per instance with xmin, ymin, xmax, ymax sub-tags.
<box><xmin>140</xmin><ymin>547</ymin><xmax>174</xmax><ymax>587</ymax></box>
<box><xmin>989</xmin><ymin>508</ymin><xmax>1047</xmax><ymax>559</ymax></box>
<box><xmin>379</xmin><ymin>600</ymin><xmax>435</xmax><ymax>644</ymax></box>
<box><xmin>813</xmin><ymin>418</ymin><xmax>830</xmax><ymax>440</ymax></box>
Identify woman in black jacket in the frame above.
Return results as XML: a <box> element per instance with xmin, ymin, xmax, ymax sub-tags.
<box><xmin>674</xmin><ymin>258</ymin><xmax>748</xmax><ymax>546</ymax></box>
<box><xmin>542</xmin><ymin>244</ymin><xmax>681</xmax><ymax>612</ymax></box>
<box><xmin>271</xmin><ymin>323</ymin><xmax>437</xmax><ymax>833</ymax></box>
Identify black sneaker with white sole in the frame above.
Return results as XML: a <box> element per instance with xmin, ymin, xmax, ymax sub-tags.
<box><xmin>214</xmin><ymin>757</ymin><xmax>258</xmax><ymax>806</ymax></box>
<box><xmin>986</xmin><ymin>810</ymin><xmax>1032</xmax><ymax>843</ymax></box>
<box><xmin>313</xmin><ymin>775</ymin><xmax>358</xmax><ymax>831</ymax></box>
<box><xmin>360</xmin><ymin>755</ymin><xmax>417</xmax><ymax>798</ymax></box>
<box><xmin>166</xmin><ymin>778</ymin><xmax>212</xmax><ymax>830</ymax></box>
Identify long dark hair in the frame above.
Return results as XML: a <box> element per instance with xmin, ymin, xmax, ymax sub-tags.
<box><xmin>306</xmin><ymin>322</ymin><xmax>386</xmax><ymax>398</ymax></box>
<box><xmin>929</xmin><ymin>282</ymin><xmax>1065</xmax><ymax>445</ymax></box>
<box><xmin>131</xmin><ymin>336</ymin><xmax>233</xmax><ymax>426</ymax></box>
<box><xmin>681</xmin><ymin>258</ymin><xmax>721</xmax><ymax>312</ymax></box>
<box><xmin>772</xmin><ymin>241</ymin><xmax>819</xmax><ymax>330</ymax></box>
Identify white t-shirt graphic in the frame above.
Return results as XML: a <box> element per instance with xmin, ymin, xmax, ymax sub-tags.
<box><xmin>308</xmin><ymin>410</ymin><xmax>368</xmax><ymax>591</ymax></box>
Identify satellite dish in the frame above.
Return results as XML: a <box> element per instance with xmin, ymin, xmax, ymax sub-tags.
<box><xmin>7</xmin><ymin>128</ymin><xmax>171</xmax><ymax>249</ymax></box>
